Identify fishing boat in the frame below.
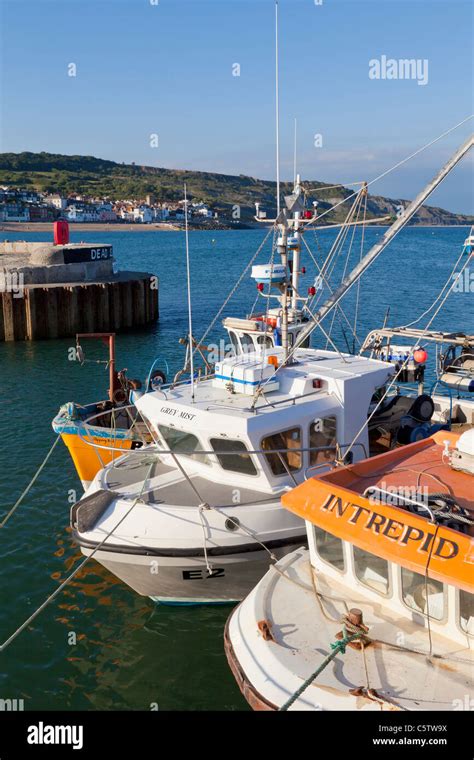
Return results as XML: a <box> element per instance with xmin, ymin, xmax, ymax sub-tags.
<box><xmin>52</xmin><ymin>333</ymin><xmax>156</xmax><ymax>489</ymax></box>
<box><xmin>361</xmin><ymin>327</ymin><xmax>474</xmax><ymax>451</ymax></box>
<box><xmin>462</xmin><ymin>225</ymin><xmax>474</xmax><ymax>255</ymax></box>
<box><xmin>224</xmin><ymin>428</ymin><xmax>474</xmax><ymax>710</ymax></box>
<box><xmin>69</xmin><ymin>343</ymin><xmax>394</xmax><ymax>604</ymax></box>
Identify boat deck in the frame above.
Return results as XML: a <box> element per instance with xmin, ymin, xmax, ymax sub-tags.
<box><xmin>102</xmin><ymin>453</ymin><xmax>276</xmax><ymax>508</ymax></box>
<box><xmin>317</xmin><ymin>430</ymin><xmax>474</xmax><ymax>530</ymax></box>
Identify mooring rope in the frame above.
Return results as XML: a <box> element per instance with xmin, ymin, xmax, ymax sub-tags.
<box><xmin>0</xmin><ymin>461</ymin><xmax>154</xmax><ymax>653</ymax></box>
<box><xmin>0</xmin><ymin>434</ymin><xmax>61</xmax><ymax>529</ymax></box>
<box><xmin>279</xmin><ymin>618</ymin><xmax>366</xmax><ymax>711</ymax></box>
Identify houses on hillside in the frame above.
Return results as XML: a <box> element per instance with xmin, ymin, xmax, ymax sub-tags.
<box><xmin>0</xmin><ymin>185</ymin><xmax>219</xmax><ymax>225</ymax></box>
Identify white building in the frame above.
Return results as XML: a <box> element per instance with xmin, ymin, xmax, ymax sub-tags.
<box><xmin>133</xmin><ymin>205</ymin><xmax>153</xmax><ymax>223</ymax></box>
<box><xmin>45</xmin><ymin>195</ymin><xmax>68</xmax><ymax>210</ymax></box>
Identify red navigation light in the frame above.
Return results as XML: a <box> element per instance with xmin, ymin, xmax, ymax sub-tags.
<box><xmin>301</xmin><ymin>266</ymin><xmax>306</xmax><ymax>274</ymax></box>
<box><xmin>312</xmin><ymin>378</ymin><xmax>322</xmax><ymax>389</ymax></box>
<box><xmin>304</xmin><ymin>210</ymin><xmax>312</xmax><ymax>219</ymax></box>
<box><xmin>308</xmin><ymin>286</ymin><xmax>316</xmax><ymax>296</ymax></box>
<box><xmin>257</xmin><ymin>282</ymin><xmax>264</xmax><ymax>292</ymax></box>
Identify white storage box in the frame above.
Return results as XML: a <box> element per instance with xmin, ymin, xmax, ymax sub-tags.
<box><xmin>213</xmin><ymin>356</ymin><xmax>280</xmax><ymax>395</ymax></box>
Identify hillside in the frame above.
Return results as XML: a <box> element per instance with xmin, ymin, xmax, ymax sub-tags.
<box><xmin>0</xmin><ymin>151</ymin><xmax>472</xmax><ymax>226</ymax></box>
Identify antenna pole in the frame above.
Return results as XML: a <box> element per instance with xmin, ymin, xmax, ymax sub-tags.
<box><xmin>184</xmin><ymin>183</ymin><xmax>195</xmax><ymax>401</ymax></box>
<box><xmin>275</xmin><ymin>0</ymin><xmax>280</xmax><ymax>218</ymax></box>
<box><xmin>293</xmin><ymin>118</ymin><xmax>297</xmax><ymax>187</ymax></box>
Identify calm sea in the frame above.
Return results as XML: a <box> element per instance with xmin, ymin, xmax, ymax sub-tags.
<box><xmin>0</xmin><ymin>226</ymin><xmax>472</xmax><ymax>710</ymax></box>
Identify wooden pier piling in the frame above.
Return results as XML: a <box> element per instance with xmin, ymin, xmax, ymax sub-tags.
<box><xmin>0</xmin><ymin>241</ymin><xmax>158</xmax><ymax>341</ymax></box>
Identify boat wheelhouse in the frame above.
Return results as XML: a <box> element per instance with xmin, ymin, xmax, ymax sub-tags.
<box><xmin>225</xmin><ymin>429</ymin><xmax>474</xmax><ymax>710</ymax></box>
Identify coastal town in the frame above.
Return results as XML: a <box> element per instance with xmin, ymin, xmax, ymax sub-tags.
<box><xmin>0</xmin><ymin>185</ymin><xmax>224</xmax><ymax>227</ymax></box>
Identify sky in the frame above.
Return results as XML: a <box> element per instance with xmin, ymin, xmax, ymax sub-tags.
<box><xmin>0</xmin><ymin>0</ymin><xmax>473</xmax><ymax>213</ymax></box>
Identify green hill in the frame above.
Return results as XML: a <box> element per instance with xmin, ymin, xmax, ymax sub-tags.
<box><xmin>0</xmin><ymin>151</ymin><xmax>472</xmax><ymax>225</ymax></box>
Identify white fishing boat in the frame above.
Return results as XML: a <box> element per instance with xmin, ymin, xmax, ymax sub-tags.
<box><xmin>225</xmin><ymin>428</ymin><xmax>474</xmax><ymax>710</ymax></box>
<box><xmin>70</xmin><ymin>344</ymin><xmax>394</xmax><ymax>604</ymax></box>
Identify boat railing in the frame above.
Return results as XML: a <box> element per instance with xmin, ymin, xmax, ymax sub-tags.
<box><xmin>77</xmin><ymin>403</ymin><xmax>150</xmax><ymax>447</ymax></box>
<box><xmin>363</xmin><ymin>486</ymin><xmax>436</xmax><ymax>521</ymax></box>
<box><xmin>203</xmin><ymin>387</ymin><xmax>335</xmax><ymax>415</ymax></box>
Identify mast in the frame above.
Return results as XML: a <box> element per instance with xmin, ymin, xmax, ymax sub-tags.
<box><xmin>275</xmin><ymin>0</ymin><xmax>281</xmax><ymax>218</ymax></box>
<box><xmin>184</xmin><ymin>183</ymin><xmax>195</xmax><ymax>401</ymax></box>
<box><xmin>294</xmin><ymin>133</ymin><xmax>474</xmax><ymax>350</ymax></box>
<box><xmin>293</xmin><ymin>118</ymin><xmax>297</xmax><ymax>187</ymax></box>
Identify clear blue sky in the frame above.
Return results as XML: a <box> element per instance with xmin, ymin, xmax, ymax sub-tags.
<box><xmin>1</xmin><ymin>0</ymin><xmax>472</xmax><ymax>213</ymax></box>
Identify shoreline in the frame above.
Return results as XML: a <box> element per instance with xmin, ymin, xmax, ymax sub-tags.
<box><xmin>0</xmin><ymin>221</ymin><xmax>471</xmax><ymax>234</ymax></box>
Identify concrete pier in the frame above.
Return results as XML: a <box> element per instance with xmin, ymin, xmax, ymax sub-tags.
<box><xmin>0</xmin><ymin>241</ymin><xmax>158</xmax><ymax>341</ymax></box>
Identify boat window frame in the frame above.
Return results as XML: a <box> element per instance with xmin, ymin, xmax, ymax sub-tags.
<box><xmin>156</xmin><ymin>424</ymin><xmax>211</xmax><ymax>466</ymax></box>
<box><xmin>260</xmin><ymin>425</ymin><xmax>303</xmax><ymax>478</ymax></box>
<box><xmin>399</xmin><ymin>565</ymin><xmax>447</xmax><ymax>623</ymax></box>
<box><xmin>312</xmin><ymin>525</ymin><xmax>346</xmax><ymax>573</ymax></box>
<box><xmin>352</xmin><ymin>544</ymin><xmax>391</xmax><ymax>598</ymax></box>
<box><xmin>308</xmin><ymin>415</ymin><xmax>338</xmax><ymax>468</ymax></box>
<box><xmin>209</xmin><ymin>436</ymin><xmax>259</xmax><ymax>477</ymax></box>
<box><xmin>457</xmin><ymin>588</ymin><xmax>474</xmax><ymax>637</ymax></box>
<box><xmin>228</xmin><ymin>330</ymin><xmax>240</xmax><ymax>356</ymax></box>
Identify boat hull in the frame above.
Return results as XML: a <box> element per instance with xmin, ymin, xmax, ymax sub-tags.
<box><xmin>60</xmin><ymin>430</ymin><xmax>141</xmax><ymax>489</ymax></box>
<box><xmin>52</xmin><ymin>403</ymin><xmax>148</xmax><ymax>489</ymax></box>
<box><xmin>75</xmin><ymin>534</ymin><xmax>306</xmax><ymax>604</ymax></box>
<box><xmin>225</xmin><ymin>548</ymin><xmax>473</xmax><ymax>710</ymax></box>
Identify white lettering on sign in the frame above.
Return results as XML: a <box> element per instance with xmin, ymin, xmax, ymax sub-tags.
<box><xmin>90</xmin><ymin>248</ymin><xmax>110</xmax><ymax>260</ymax></box>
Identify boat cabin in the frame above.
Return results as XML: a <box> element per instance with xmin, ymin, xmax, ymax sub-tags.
<box><xmin>282</xmin><ymin>430</ymin><xmax>474</xmax><ymax>648</ymax></box>
<box><xmin>223</xmin><ymin>308</ymin><xmax>310</xmax><ymax>356</ymax></box>
<box><xmin>135</xmin><ymin>347</ymin><xmax>393</xmax><ymax>494</ymax></box>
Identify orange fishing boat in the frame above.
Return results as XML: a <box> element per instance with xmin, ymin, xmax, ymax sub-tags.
<box><xmin>225</xmin><ymin>430</ymin><xmax>474</xmax><ymax>710</ymax></box>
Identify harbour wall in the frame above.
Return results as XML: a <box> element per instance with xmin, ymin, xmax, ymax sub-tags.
<box><xmin>0</xmin><ymin>242</ymin><xmax>159</xmax><ymax>341</ymax></box>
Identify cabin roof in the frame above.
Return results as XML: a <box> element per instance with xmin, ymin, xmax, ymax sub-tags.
<box><xmin>139</xmin><ymin>348</ymin><xmax>392</xmax><ymax>420</ymax></box>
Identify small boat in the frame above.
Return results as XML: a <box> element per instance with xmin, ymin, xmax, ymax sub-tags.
<box><xmin>52</xmin><ymin>333</ymin><xmax>156</xmax><ymax>489</ymax></box>
<box><xmin>225</xmin><ymin>429</ymin><xmax>474</xmax><ymax>710</ymax></box>
<box><xmin>462</xmin><ymin>225</ymin><xmax>474</xmax><ymax>255</ymax></box>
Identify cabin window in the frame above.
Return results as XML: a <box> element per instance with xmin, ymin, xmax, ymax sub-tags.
<box><xmin>401</xmin><ymin>567</ymin><xmax>444</xmax><ymax>620</ymax></box>
<box><xmin>459</xmin><ymin>590</ymin><xmax>474</xmax><ymax>635</ymax></box>
<box><xmin>353</xmin><ymin>546</ymin><xmax>390</xmax><ymax>595</ymax></box>
<box><xmin>228</xmin><ymin>331</ymin><xmax>239</xmax><ymax>355</ymax></box>
<box><xmin>309</xmin><ymin>416</ymin><xmax>337</xmax><ymax>466</ymax></box>
<box><xmin>261</xmin><ymin>427</ymin><xmax>302</xmax><ymax>476</ymax></box>
<box><xmin>314</xmin><ymin>526</ymin><xmax>345</xmax><ymax>571</ymax></box>
<box><xmin>209</xmin><ymin>438</ymin><xmax>257</xmax><ymax>476</ymax></box>
<box><xmin>158</xmin><ymin>425</ymin><xmax>210</xmax><ymax>465</ymax></box>
<box><xmin>240</xmin><ymin>334</ymin><xmax>254</xmax><ymax>354</ymax></box>
<box><xmin>257</xmin><ymin>335</ymin><xmax>273</xmax><ymax>348</ymax></box>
